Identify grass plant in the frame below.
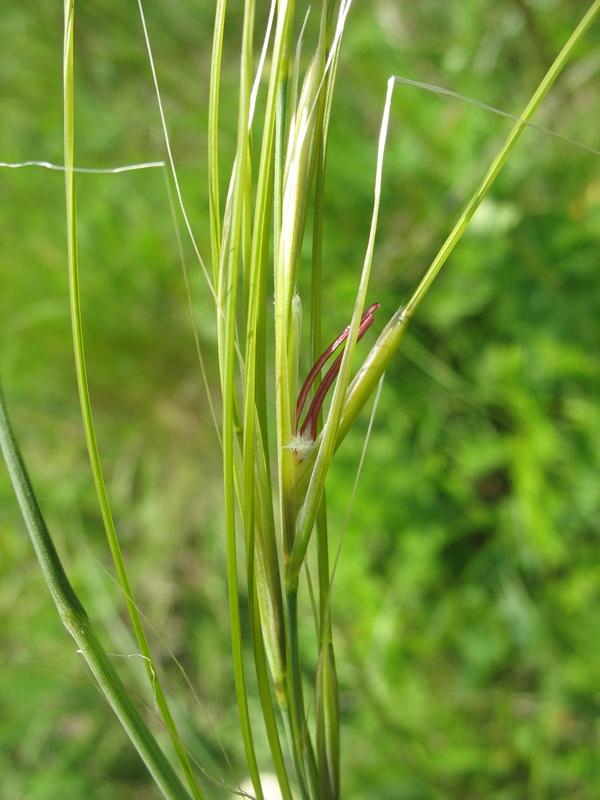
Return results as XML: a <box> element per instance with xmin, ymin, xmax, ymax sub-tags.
<box><xmin>1</xmin><ymin>1</ymin><xmax>599</xmax><ymax>798</ymax></box>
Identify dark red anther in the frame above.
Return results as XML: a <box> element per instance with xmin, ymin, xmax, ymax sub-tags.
<box><xmin>295</xmin><ymin>303</ymin><xmax>380</xmax><ymax>440</ymax></box>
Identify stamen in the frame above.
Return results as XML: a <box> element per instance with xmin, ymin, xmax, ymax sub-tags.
<box><xmin>296</xmin><ymin>303</ymin><xmax>380</xmax><ymax>439</ymax></box>
<box><xmin>300</xmin><ymin>351</ymin><xmax>343</xmax><ymax>439</ymax></box>
<box><xmin>295</xmin><ymin>303</ymin><xmax>380</xmax><ymax>431</ymax></box>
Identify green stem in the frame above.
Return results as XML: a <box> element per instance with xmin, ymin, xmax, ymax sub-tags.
<box><xmin>404</xmin><ymin>0</ymin><xmax>600</xmax><ymax>318</ymax></box>
<box><xmin>63</xmin><ymin>3</ymin><xmax>203</xmax><ymax>796</ymax></box>
<box><xmin>310</xmin><ymin>13</ymin><xmax>342</xmax><ymax>792</ymax></box>
<box><xmin>208</xmin><ymin>0</ymin><xmax>227</xmax><ymax>287</ymax></box>
<box><xmin>250</xmin><ymin>592</ymin><xmax>294</xmax><ymax>800</ymax></box>
<box><xmin>285</xmin><ymin>589</ymin><xmax>320</xmax><ymax>800</ymax></box>
<box><xmin>338</xmin><ymin>0</ymin><xmax>600</xmax><ymax>445</ymax></box>
<box><xmin>219</xmin><ymin>1</ymin><xmax>264</xmax><ymax>797</ymax></box>
<box><xmin>0</xmin><ymin>386</ymin><xmax>192</xmax><ymax>800</ymax></box>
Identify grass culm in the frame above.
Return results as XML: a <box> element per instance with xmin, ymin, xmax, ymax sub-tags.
<box><xmin>2</xmin><ymin>1</ymin><xmax>600</xmax><ymax>799</ymax></box>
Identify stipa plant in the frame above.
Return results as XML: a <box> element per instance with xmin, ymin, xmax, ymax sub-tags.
<box><xmin>1</xmin><ymin>1</ymin><xmax>599</xmax><ymax>799</ymax></box>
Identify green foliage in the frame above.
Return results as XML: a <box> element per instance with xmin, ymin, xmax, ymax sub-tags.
<box><xmin>1</xmin><ymin>1</ymin><xmax>600</xmax><ymax>798</ymax></box>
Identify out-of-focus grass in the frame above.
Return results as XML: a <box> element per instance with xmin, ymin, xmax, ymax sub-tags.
<box><xmin>1</xmin><ymin>1</ymin><xmax>599</xmax><ymax>798</ymax></box>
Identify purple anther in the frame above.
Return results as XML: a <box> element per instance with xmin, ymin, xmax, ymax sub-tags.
<box><xmin>296</xmin><ymin>303</ymin><xmax>380</xmax><ymax>440</ymax></box>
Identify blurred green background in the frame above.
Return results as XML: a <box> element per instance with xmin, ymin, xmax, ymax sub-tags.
<box><xmin>1</xmin><ymin>1</ymin><xmax>599</xmax><ymax>798</ymax></box>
